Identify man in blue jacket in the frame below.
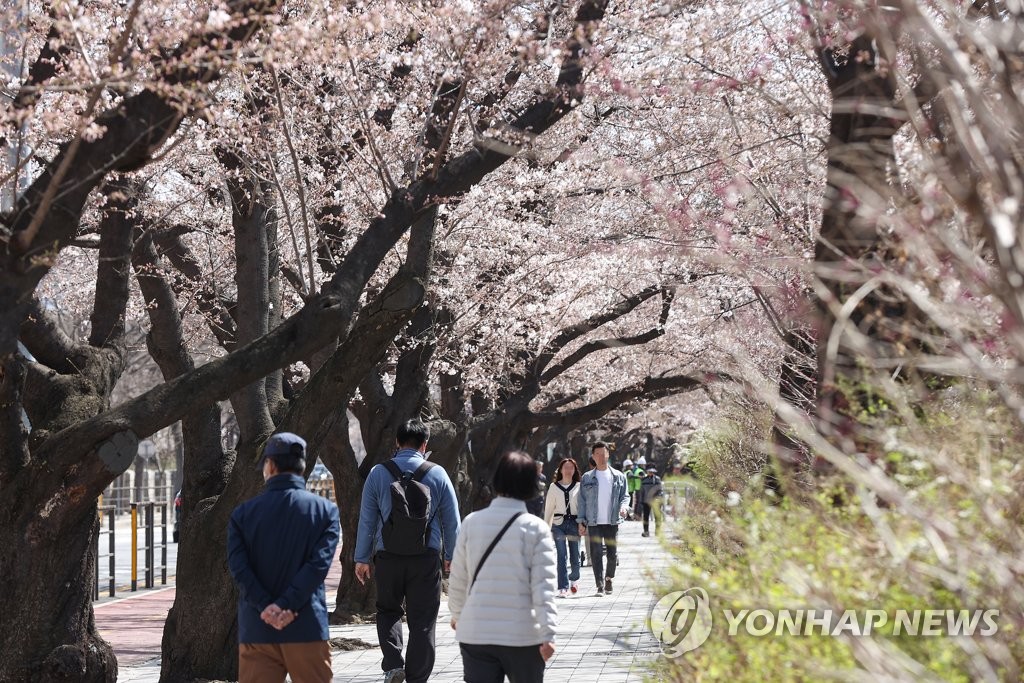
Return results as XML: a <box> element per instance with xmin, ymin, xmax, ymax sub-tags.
<box><xmin>355</xmin><ymin>419</ymin><xmax>461</xmax><ymax>683</ymax></box>
<box><xmin>228</xmin><ymin>432</ymin><xmax>340</xmax><ymax>683</ymax></box>
<box><xmin>577</xmin><ymin>441</ymin><xmax>629</xmax><ymax>596</ymax></box>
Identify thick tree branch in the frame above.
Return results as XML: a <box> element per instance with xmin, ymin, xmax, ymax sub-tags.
<box><xmin>132</xmin><ymin>230</ymin><xmax>195</xmax><ymax>378</ymax></box>
<box><xmin>528</xmin><ymin>374</ymin><xmax>713</xmax><ymax>428</ymax></box>
<box><xmin>539</xmin><ymin>287</ymin><xmax>675</xmax><ymax>382</ymax></box>
<box><xmin>18</xmin><ymin>298</ymin><xmax>91</xmax><ymax>374</ymax></box>
<box><xmin>88</xmin><ymin>180</ymin><xmax>136</xmax><ymax>348</ymax></box>
<box><xmin>1</xmin><ymin>0</ymin><xmax>284</xmax><ymax>337</ymax></box>
<box><xmin>219</xmin><ymin>145</ymin><xmax>276</xmax><ymax>439</ymax></box>
<box><xmin>288</xmin><ymin>270</ymin><xmax>428</xmax><ymax>450</ymax></box>
<box><xmin>429</xmin><ymin>0</ymin><xmax>609</xmax><ymax>198</ymax></box>
<box><xmin>9</xmin><ymin>24</ymin><xmax>71</xmax><ymax>113</ymax></box>
<box><xmin>534</xmin><ymin>284</ymin><xmax>663</xmax><ymax>377</ymax></box>
<box><xmin>421</xmin><ymin>80</ymin><xmax>467</xmax><ymax>180</ymax></box>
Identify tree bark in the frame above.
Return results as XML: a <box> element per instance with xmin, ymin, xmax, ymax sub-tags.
<box><xmin>0</xmin><ymin>494</ymin><xmax>117</xmax><ymax>682</ymax></box>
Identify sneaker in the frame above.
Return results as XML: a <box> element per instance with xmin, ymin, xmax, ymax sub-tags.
<box><xmin>642</xmin><ymin>531</ymin><xmax>649</xmax><ymax>537</ymax></box>
<box><xmin>558</xmin><ymin>589</ymin><xmax>568</xmax><ymax>598</ymax></box>
<box><xmin>605</xmin><ymin>577</ymin><xmax>613</xmax><ymax>594</ymax></box>
<box><xmin>570</xmin><ymin>581</ymin><xmax>579</xmax><ymax>594</ymax></box>
<box><xmin>384</xmin><ymin>668</ymin><xmax>405</xmax><ymax>683</ymax></box>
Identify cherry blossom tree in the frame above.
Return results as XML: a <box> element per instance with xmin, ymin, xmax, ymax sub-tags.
<box><xmin>2</xmin><ymin>0</ymin><xmax>630</xmax><ymax>679</ymax></box>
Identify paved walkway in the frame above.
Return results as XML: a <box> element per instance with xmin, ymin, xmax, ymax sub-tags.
<box><xmin>113</xmin><ymin>521</ymin><xmax>669</xmax><ymax>682</ymax></box>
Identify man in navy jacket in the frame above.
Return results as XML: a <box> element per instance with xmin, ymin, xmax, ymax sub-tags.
<box><xmin>228</xmin><ymin>432</ymin><xmax>340</xmax><ymax>683</ymax></box>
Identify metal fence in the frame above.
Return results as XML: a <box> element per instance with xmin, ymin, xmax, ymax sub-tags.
<box><xmin>100</xmin><ymin>479</ymin><xmax>175</xmax><ymax>514</ymax></box>
<box><xmin>92</xmin><ymin>476</ymin><xmax>330</xmax><ymax>600</ymax></box>
<box><xmin>94</xmin><ymin>502</ymin><xmax>170</xmax><ymax>599</ymax></box>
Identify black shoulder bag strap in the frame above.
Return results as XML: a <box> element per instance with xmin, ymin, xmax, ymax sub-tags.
<box><xmin>470</xmin><ymin>512</ymin><xmax>524</xmax><ymax>591</ymax></box>
<box><xmin>554</xmin><ymin>482</ymin><xmax>572</xmax><ymax>514</ymax></box>
<box><xmin>564</xmin><ymin>481</ymin><xmax>577</xmax><ymax>514</ymax></box>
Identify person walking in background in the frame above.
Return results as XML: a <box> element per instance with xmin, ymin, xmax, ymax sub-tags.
<box><xmin>354</xmin><ymin>419</ymin><xmax>461</xmax><ymax>683</ymax></box>
<box><xmin>639</xmin><ymin>465</ymin><xmax>664</xmax><ymax>537</ymax></box>
<box><xmin>623</xmin><ymin>458</ymin><xmax>638</xmax><ymax>513</ymax></box>
<box><xmin>228</xmin><ymin>433</ymin><xmax>340</xmax><ymax>683</ymax></box>
<box><xmin>577</xmin><ymin>442</ymin><xmax>629</xmax><ymax>596</ymax></box>
<box><xmin>449</xmin><ymin>450</ymin><xmax>558</xmax><ymax>682</ymax></box>
<box><xmin>627</xmin><ymin>459</ymin><xmax>645</xmax><ymax>519</ymax></box>
<box><xmin>544</xmin><ymin>457</ymin><xmax>582</xmax><ymax>597</ymax></box>
<box><xmin>526</xmin><ymin>459</ymin><xmax>547</xmax><ymax>518</ymax></box>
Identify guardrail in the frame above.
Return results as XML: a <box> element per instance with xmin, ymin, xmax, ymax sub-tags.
<box><xmin>94</xmin><ymin>481</ymin><xmax>328</xmax><ymax>600</ymax></box>
<box><xmin>130</xmin><ymin>502</ymin><xmax>169</xmax><ymax>591</ymax></box>
<box><xmin>95</xmin><ymin>502</ymin><xmax>170</xmax><ymax>599</ymax></box>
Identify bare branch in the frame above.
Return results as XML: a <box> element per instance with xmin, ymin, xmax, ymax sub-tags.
<box><xmin>270</xmin><ymin>65</ymin><xmax>317</xmax><ymax>295</ymax></box>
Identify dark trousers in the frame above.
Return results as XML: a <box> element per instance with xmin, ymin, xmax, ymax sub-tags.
<box><xmin>588</xmin><ymin>523</ymin><xmax>618</xmax><ymax>584</ymax></box>
<box><xmin>460</xmin><ymin>643</ymin><xmax>545</xmax><ymax>682</ymax></box>
<box><xmin>374</xmin><ymin>551</ymin><xmax>442</xmax><ymax>683</ymax></box>
<box><xmin>642</xmin><ymin>502</ymin><xmax>654</xmax><ymax>533</ymax></box>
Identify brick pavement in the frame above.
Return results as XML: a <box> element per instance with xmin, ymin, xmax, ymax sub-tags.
<box><xmin>113</xmin><ymin>521</ymin><xmax>670</xmax><ymax>682</ymax></box>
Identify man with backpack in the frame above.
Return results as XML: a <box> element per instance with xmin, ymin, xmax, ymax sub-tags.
<box><xmin>354</xmin><ymin>419</ymin><xmax>461</xmax><ymax>683</ymax></box>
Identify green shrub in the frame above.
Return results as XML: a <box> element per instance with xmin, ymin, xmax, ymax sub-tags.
<box><xmin>649</xmin><ymin>386</ymin><xmax>1024</xmax><ymax>682</ymax></box>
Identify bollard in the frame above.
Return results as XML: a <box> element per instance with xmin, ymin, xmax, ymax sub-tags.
<box><xmin>108</xmin><ymin>509</ymin><xmax>115</xmax><ymax>597</ymax></box>
<box><xmin>145</xmin><ymin>503</ymin><xmax>154</xmax><ymax>589</ymax></box>
<box><xmin>161</xmin><ymin>503</ymin><xmax>167</xmax><ymax>585</ymax></box>
<box><xmin>130</xmin><ymin>503</ymin><xmax>138</xmax><ymax>592</ymax></box>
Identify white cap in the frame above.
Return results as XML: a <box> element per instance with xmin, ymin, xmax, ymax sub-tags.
<box><xmin>623</xmin><ymin>458</ymin><xmax>633</xmax><ymax>467</ymax></box>
<box><xmin>636</xmin><ymin>455</ymin><xmax>647</xmax><ymax>466</ymax></box>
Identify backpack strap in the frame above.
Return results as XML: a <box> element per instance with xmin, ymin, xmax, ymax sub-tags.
<box><xmin>470</xmin><ymin>512</ymin><xmax>524</xmax><ymax>591</ymax></box>
<box><xmin>382</xmin><ymin>460</ymin><xmax>404</xmax><ymax>481</ymax></box>
<box><xmin>410</xmin><ymin>460</ymin><xmax>441</xmax><ymax>538</ymax></box>
<box><xmin>411</xmin><ymin>460</ymin><xmax>435</xmax><ymax>482</ymax></box>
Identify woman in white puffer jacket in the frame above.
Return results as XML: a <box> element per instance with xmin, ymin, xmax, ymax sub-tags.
<box><xmin>449</xmin><ymin>450</ymin><xmax>558</xmax><ymax>682</ymax></box>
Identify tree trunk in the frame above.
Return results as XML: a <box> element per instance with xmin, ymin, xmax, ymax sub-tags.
<box><xmin>0</xmin><ymin>491</ymin><xmax>116</xmax><ymax>682</ymax></box>
<box><xmin>330</xmin><ymin>470</ymin><xmax>377</xmax><ymax>620</ymax></box>
<box><xmin>322</xmin><ymin>411</ymin><xmax>377</xmax><ymax>621</ymax></box>
<box><xmin>158</xmin><ymin>497</ymin><xmax>241</xmax><ymax>683</ymax></box>
<box><xmin>157</xmin><ymin>410</ymin><xmax>243</xmax><ymax>683</ymax></box>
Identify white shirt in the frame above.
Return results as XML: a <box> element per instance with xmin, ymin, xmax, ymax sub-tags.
<box><xmin>596</xmin><ymin>468</ymin><xmax>613</xmax><ymax>524</ymax></box>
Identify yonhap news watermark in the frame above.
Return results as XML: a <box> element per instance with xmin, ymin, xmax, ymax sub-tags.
<box><xmin>649</xmin><ymin>587</ymin><xmax>1000</xmax><ymax>658</ymax></box>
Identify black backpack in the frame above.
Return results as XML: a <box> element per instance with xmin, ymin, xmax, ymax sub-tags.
<box><xmin>381</xmin><ymin>460</ymin><xmax>436</xmax><ymax>555</ymax></box>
